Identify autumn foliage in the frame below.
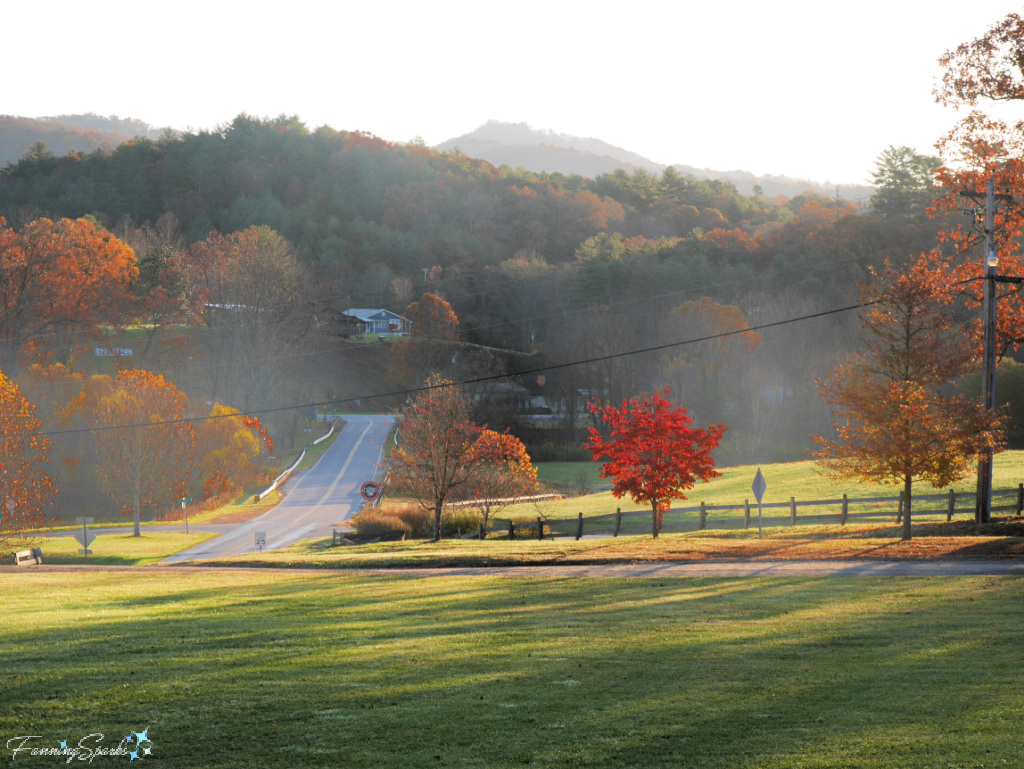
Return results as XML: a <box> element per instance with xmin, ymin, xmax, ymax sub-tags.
<box><xmin>195</xmin><ymin>406</ymin><xmax>273</xmax><ymax>498</ymax></box>
<box><xmin>388</xmin><ymin>376</ymin><xmax>516</xmax><ymax>540</ymax></box>
<box><xmin>930</xmin><ymin>12</ymin><xmax>1024</xmax><ymax>358</ymax></box>
<box><xmin>0</xmin><ymin>370</ymin><xmax>56</xmax><ymax>548</ymax></box>
<box><xmin>86</xmin><ymin>371</ymin><xmax>195</xmax><ymax>535</ymax></box>
<box><xmin>390</xmin><ymin>294</ymin><xmax>460</xmax><ymax>385</ymax></box>
<box><xmin>813</xmin><ymin>258</ymin><xmax>1004</xmax><ymax>540</ymax></box>
<box><xmin>0</xmin><ymin>217</ymin><xmax>137</xmax><ymax>369</ymax></box>
<box><xmin>462</xmin><ymin>429</ymin><xmax>538</xmax><ymax>528</ymax></box>
<box><xmin>587</xmin><ymin>389</ymin><xmax>725</xmax><ymax>537</ymax></box>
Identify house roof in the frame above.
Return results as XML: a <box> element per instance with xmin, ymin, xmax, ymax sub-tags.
<box><xmin>342</xmin><ymin>309</ymin><xmax>408</xmax><ymax>322</ymax></box>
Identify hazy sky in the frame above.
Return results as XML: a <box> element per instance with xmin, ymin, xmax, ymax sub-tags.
<box><xmin>4</xmin><ymin>1</ymin><xmax>1020</xmax><ymax>186</ymax></box>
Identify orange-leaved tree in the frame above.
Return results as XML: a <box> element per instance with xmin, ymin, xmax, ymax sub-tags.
<box><xmin>387</xmin><ymin>375</ymin><xmax>496</xmax><ymax>541</ymax></box>
<box><xmin>194</xmin><ymin>405</ymin><xmax>274</xmax><ymax>499</ymax></box>
<box><xmin>0</xmin><ymin>370</ymin><xmax>57</xmax><ymax>549</ymax></box>
<box><xmin>462</xmin><ymin>430</ymin><xmax>538</xmax><ymax>530</ymax></box>
<box><xmin>390</xmin><ymin>293</ymin><xmax>459</xmax><ymax>385</ymax></box>
<box><xmin>812</xmin><ymin>257</ymin><xmax>1004</xmax><ymax>541</ymax></box>
<box><xmin>0</xmin><ymin>217</ymin><xmax>137</xmax><ymax>370</ymax></box>
<box><xmin>931</xmin><ymin>13</ymin><xmax>1024</xmax><ymax>357</ymax></box>
<box><xmin>89</xmin><ymin>370</ymin><xmax>195</xmax><ymax>536</ymax></box>
<box><xmin>587</xmin><ymin>389</ymin><xmax>725</xmax><ymax>538</ymax></box>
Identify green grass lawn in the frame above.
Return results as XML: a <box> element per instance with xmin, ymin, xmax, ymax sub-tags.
<box><xmin>524</xmin><ymin>450</ymin><xmax>1024</xmax><ymax>521</ymax></box>
<box><xmin>535</xmin><ymin>462</ymin><xmax>614</xmax><ymax>491</ymax></box>
<box><xmin>0</xmin><ymin>570</ymin><xmax>1021</xmax><ymax>768</ymax></box>
<box><xmin>23</xmin><ymin>531</ymin><xmax>217</xmax><ymax>565</ymax></box>
<box><xmin>216</xmin><ymin>517</ymin><xmax>1024</xmax><ymax>568</ymax></box>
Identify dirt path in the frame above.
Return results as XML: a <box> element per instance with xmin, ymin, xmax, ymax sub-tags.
<box><xmin>3</xmin><ymin>559</ymin><xmax>1024</xmax><ymax>578</ymax></box>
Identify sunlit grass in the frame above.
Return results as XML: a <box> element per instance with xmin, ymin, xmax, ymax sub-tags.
<box><xmin>216</xmin><ymin>518</ymin><xmax>1024</xmax><ymax>568</ymax></box>
<box><xmin>1</xmin><ymin>570</ymin><xmax>1021</xmax><ymax>767</ymax></box>
<box><xmin>24</xmin><ymin>531</ymin><xmax>216</xmax><ymax>565</ymax></box>
<box><xmin>524</xmin><ymin>450</ymin><xmax>1024</xmax><ymax>520</ymax></box>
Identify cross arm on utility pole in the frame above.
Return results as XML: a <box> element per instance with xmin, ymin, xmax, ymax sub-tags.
<box><xmin>958</xmin><ymin>191</ymin><xmax>1015</xmax><ymax>202</ymax></box>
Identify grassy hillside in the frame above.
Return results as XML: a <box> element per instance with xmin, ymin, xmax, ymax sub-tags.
<box><xmin>526</xmin><ymin>451</ymin><xmax>1024</xmax><ymax>520</ymax></box>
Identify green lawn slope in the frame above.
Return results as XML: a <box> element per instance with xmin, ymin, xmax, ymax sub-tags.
<box><xmin>526</xmin><ymin>450</ymin><xmax>1024</xmax><ymax>520</ymax></box>
<box><xmin>1</xmin><ymin>570</ymin><xmax>1021</xmax><ymax>768</ymax></box>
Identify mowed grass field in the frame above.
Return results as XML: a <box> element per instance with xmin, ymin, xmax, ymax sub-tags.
<box><xmin>524</xmin><ymin>451</ymin><xmax>1024</xmax><ymax>521</ymax></box>
<box><xmin>218</xmin><ymin>522</ymin><xmax>1024</xmax><ymax>569</ymax></box>
<box><xmin>1</xmin><ymin>570</ymin><xmax>1022</xmax><ymax>768</ymax></box>
<box><xmin>27</xmin><ymin>531</ymin><xmax>217</xmax><ymax>566</ymax></box>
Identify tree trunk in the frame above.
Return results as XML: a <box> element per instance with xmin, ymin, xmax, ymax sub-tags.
<box><xmin>134</xmin><ymin>452</ymin><xmax>142</xmax><ymax>537</ymax></box>
<box><xmin>433</xmin><ymin>501</ymin><xmax>443</xmax><ymax>542</ymax></box>
<box><xmin>652</xmin><ymin>501</ymin><xmax>659</xmax><ymax>539</ymax></box>
<box><xmin>902</xmin><ymin>474</ymin><xmax>912</xmax><ymax>542</ymax></box>
<box><xmin>134</xmin><ymin>490</ymin><xmax>141</xmax><ymax>537</ymax></box>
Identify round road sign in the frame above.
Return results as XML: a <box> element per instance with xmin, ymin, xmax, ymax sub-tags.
<box><xmin>360</xmin><ymin>481</ymin><xmax>382</xmax><ymax>501</ymax></box>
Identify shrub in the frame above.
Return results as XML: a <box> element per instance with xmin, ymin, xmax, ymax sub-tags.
<box><xmin>442</xmin><ymin>507</ymin><xmax>483</xmax><ymax>537</ymax></box>
<box><xmin>351</xmin><ymin>510</ymin><xmax>413</xmax><ymax>539</ymax></box>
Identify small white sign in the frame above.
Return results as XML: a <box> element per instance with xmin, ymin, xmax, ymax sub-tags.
<box><xmin>255</xmin><ymin>532</ymin><xmax>267</xmax><ymax>549</ymax></box>
<box><xmin>94</xmin><ymin>347</ymin><xmax>133</xmax><ymax>357</ymax></box>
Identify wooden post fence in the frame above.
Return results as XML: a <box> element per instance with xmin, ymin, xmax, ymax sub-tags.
<box><xmin>1017</xmin><ymin>484</ymin><xmax>1023</xmax><ymax>516</ymax></box>
<box><xmin>576</xmin><ymin>512</ymin><xmax>584</xmax><ymax>541</ymax></box>
<box><xmin>947</xmin><ymin>490</ymin><xmax>956</xmax><ymax>522</ymax></box>
<box><xmin>537</xmin><ymin>517</ymin><xmax>544</xmax><ymax>541</ymax></box>
<box><xmin>841</xmin><ymin>494</ymin><xmax>848</xmax><ymax>525</ymax></box>
<box><xmin>699</xmin><ymin>501</ymin><xmax>707</xmax><ymax>530</ymax></box>
<box><xmin>480</xmin><ymin>523</ymin><xmax>486</xmax><ymax>540</ymax></box>
<box><xmin>790</xmin><ymin>497</ymin><xmax>797</xmax><ymax>526</ymax></box>
<box><xmin>508</xmin><ymin>520</ymin><xmax>515</xmax><ymax>540</ymax></box>
<box><xmin>897</xmin><ymin>491</ymin><xmax>905</xmax><ymax>524</ymax></box>
<box><xmin>613</xmin><ymin>508</ymin><xmax>621</xmax><ymax>537</ymax></box>
<box><xmin>744</xmin><ymin>499</ymin><xmax>750</xmax><ymax>529</ymax></box>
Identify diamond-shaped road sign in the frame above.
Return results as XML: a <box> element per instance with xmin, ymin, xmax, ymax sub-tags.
<box><xmin>74</xmin><ymin>517</ymin><xmax>96</xmax><ymax>555</ymax></box>
<box><xmin>751</xmin><ymin>468</ymin><xmax>767</xmax><ymax>504</ymax></box>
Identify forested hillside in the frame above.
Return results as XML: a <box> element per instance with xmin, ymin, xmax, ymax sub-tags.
<box><xmin>0</xmin><ymin>112</ymin><xmax>958</xmax><ymax>474</ymax></box>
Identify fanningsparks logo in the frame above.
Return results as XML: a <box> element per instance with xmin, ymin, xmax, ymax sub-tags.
<box><xmin>6</xmin><ymin>728</ymin><xmax>153</xmax><ymax>763</ymax></box>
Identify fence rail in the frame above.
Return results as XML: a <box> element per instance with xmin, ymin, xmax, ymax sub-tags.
<box><xmin>485</xmin><ymin>485</ymin><xmax>1024</xmax><ymax>540</ymax></box>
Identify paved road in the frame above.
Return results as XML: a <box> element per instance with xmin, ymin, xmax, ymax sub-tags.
<box><xmin>161</xmin><ymin>415</ymin><xmax>392</xmax><ymax>563</ymax></box>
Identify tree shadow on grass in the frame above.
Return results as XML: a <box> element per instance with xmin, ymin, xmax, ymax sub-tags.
<box><xmin>1</xmin><ymin>573</ymin><xmax>1021</xmax><ymax>768</ymax></box>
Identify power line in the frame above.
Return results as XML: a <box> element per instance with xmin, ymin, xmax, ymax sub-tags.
<box><xmin>32</xmin><ymin>298</ymin><xmax>881</xmax><ymax>438</ymax></box>
<box><xmin>7</xmin><ymin>236</ymin><xmax>945</xmax><ymax>397</ymax></box>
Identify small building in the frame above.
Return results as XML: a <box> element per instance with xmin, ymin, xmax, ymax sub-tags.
<box><xmin>342</xmin><ymin>309</ymin><xmax>411</xmax><ymax>335</ymax></box>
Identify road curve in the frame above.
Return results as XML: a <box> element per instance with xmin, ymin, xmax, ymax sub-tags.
<box><xmin>161</xmin><ymin>415</ymin><xmax>393</xmax><ymax>563</ymax></box>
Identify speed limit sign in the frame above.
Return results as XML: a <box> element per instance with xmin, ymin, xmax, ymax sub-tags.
<box><xmin>360</xmin><ymin>481</ymin><xmax>382</xmax><ymax>501</ymax></box>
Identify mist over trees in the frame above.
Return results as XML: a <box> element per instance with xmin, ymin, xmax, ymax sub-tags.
<box><xmin>2</xmin><ymin>19</ymin><xmax>1016</xmax><ymax>529</ymax></box>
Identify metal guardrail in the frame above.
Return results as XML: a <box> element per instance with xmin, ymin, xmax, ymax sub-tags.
<box><xmin>254</xmin><ymin>450</ymin><xmax>306</xmax><ymax>501</ymax></box>
<box><xmin>311</xmin><ymin>422</ymin><xmax>336</xmax><ymax>446</ymax></box>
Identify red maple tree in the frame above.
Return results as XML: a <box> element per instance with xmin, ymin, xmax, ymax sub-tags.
<box><xmin>586</xmin><ymin>389</ymin><xmax>725</xmax><ymax>538</ymax></box>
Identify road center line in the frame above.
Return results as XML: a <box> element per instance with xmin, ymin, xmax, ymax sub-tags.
<box><xmin>201</xmin><ymin>419</ymin><xmax>376</xmax><ymax>560</ymax></box>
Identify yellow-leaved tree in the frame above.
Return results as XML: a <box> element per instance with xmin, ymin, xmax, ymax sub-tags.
<box><xmin>0</xmin><ymin>370</ymin><xmax>57</xmax><ymax>549</ymax></box>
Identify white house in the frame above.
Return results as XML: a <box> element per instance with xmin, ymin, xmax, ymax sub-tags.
<box><xmin>342</xmin><ymin>309</ymin><xmax>411</xmax><ymax>335</ymax></box>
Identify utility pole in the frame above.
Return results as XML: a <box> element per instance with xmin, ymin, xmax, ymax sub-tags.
<box><xmin>976</xmin><ymin>177</ymin><xmax>997</xmax><ymax>523</ymax></box>
<box><xmin>959</xmin><ymin>180</ymin><xmax>1016</xmax><ymax>522</ymax></box>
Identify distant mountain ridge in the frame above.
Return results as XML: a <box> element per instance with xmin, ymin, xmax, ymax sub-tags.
<box><xmin>35</xmin><ymin>113</ymin><xmax>166</xmax><ymax>141</ymax></box>
<box><xmin>0</xmin><ymin>113</ymin><xmax>166</xmax><ymax>166</ymax></box>
<box><xmin>437</xmin><ymin>121</ymin><xmax>874</xmax><ymax>201</ymax></box>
